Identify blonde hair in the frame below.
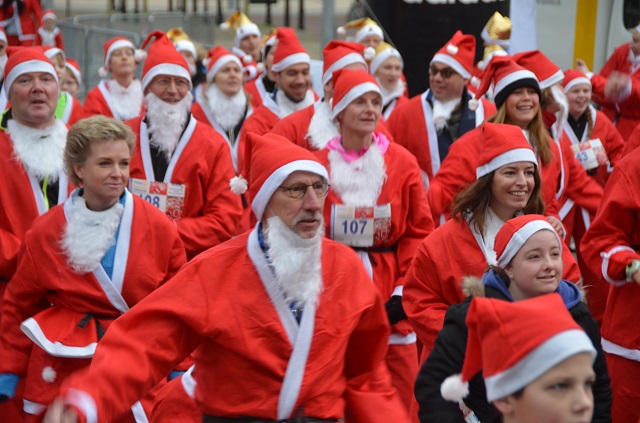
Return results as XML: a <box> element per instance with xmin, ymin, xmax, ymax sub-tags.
<box><xmin>64</xmin><ymin>116</ymin><xmax>135</xmax><ymax>186</ymax></box>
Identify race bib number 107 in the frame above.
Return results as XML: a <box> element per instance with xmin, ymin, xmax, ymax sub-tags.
<box><xmin>331</xmin><ymin>204</ymin><xmax>392</xmax><ymax>247</ymax></box>
<box><xmin>129</xmin><ymin>178</ymin><xmax>186</xmax><ymax>220</ymax></box>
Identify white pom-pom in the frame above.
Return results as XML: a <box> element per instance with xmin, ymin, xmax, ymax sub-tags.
<box><xmin>363</xmin><ymin>46</ymin><xmax>375</xmax><ymax>61</ymax></box>
<box><xmin>243</xmin><ymin>54</ymin><xmax>252</xmax><ymax>65</ymax></box>
<box><xmin>42</xmin><ymin>366</ymin><xmax>57</xmax><ymax>383</ymax></box>
<box><xmin>468</xmin><ymin>98</ymin><xmax>479</xmax><ymax>111</ymax></box>
<box><xmin>337</xmin><ymin>26</ymin><xmax>346</xmax><ymax>35</ymax></box>
<box><xmin>447</xmin><ymin>43</ymin><xmax>459</xmax><ymax>55</ymax></box>
<box><xmin>470</xmin><ymin>76</ymin><xmax>480</xmax><ymax>87</ymax></box>
<box><xmin>98</xmin><ymin>66</ymin><xmax>108</xmax><ymax>79</ymax></box>
<box><xmin>440</xmin><ymin>374</ymin><xmax>469</xmax><ymax>402</ymax></box>
<box><xmin>477</xmin><ymin>59</ymin><xmax>487</xmax><ymax>71</ymax></box>
<box><xmin>229</xmin><ymin>176</ymin><xmax>248</xmax><ymax>194</ymax></box>
<box><xmin>256</xmin><ymin>62</ymin><xmax>265</xmax><ymax>73</ymax></box>
<box><xmin>134</xmin><ymin>49</ymin><xmax>147</xmax><ymax>63</ymax></box>
<box><xmin>220</xmin><ymin>22</ymin><xmax>230</xmax><ymax>30</ymax></box>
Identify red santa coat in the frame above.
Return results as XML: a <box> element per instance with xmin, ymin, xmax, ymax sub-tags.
<box><xmin>0</xmin><ymin>190</ymin><xmax>186</xmax><ymax>414</ymax></box>
<box><xmin>35</xmin><ymin>26</ymin><xmax>64</xmax><ymax>49</ymax></box>
<box><xmin>386</xmin><ymin>90</ymin><xmax>496</xmax><ymax>189</ymax></box>
<box><xmin>382</xmin><ymin>94</ymin><xmax>408</xmax><ymax>121</ymax></box>
<box><xmin>127</xmin><ymin>114</ymin><xmax>241</xmax><ymax>260</ymax></box>
<box><xmin>427</xmin><ymin>126</ymin><xmax>563</xmax><ymax>222</ymax></box>
<box><xmin>404</xmin><ymin>216</ymin><xmax>582</xmax><ymax>357</ymax></box>
<box><xmin>83</xmin><ymin>80</ymin><xmax>145</xmax><ymax>120</ymax></box>
<box><xmin>590</xmin><ymin>42</ymin><xmax>640</xmax><ymax>140</ymax></box>
<box><xmin>59</xmin><ymin>229</ymin><xmax>411</xmax><ymax>423</ymax></box>
<box><xmin>245</xmin><ymin>74</ymin><xmax>270</xmax><ymax>109</ymax></box>
<box><xmin>0</xmin><ymin>0</ymin><xmax>41</xmax><ymax>45</ymax></box>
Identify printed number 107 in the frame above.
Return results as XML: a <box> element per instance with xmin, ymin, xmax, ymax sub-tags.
<box><xmin>343</xmin><ymin>220</ymin><xmax>367</xmax><ymax>235</ymax></box>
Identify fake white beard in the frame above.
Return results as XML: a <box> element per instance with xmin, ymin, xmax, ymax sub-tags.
<box><xmin>377</xmin><ymin>77</ymin><xmax>405</xmax><ymax>107</ymax></box>
<box><xmin>145</xmin><ymin>91</ymin><xmax>193</xmax><ymax>163</ymax></box>
<box><xmin>432</xmin><ymin>97</ymin><xmax>461</xmax><ymax>132</ymax></box>
<box><xmin>276</xmin><ymin>89</ymin><xmax>315</xmax><ymax>118</ymax></box>
<box><xmin>204</xmin><ymin>83</ymin><xmax>247</xmax><ymax>131</ymax></box>
<box><xmin>7</xmin><ymin>119</ymin><xmax>67</xmax><ymax>182</ymax></box>
<box><xmin>306</xmin><ymin>101</ymin><xmax>339</xmax><ymax>150</ymax></box>
<box><xmin>327</xmin><ymin>142</ymin><xmax>387</xmax><ymax>207</ymax></box>
<box><xmin>551</xmin><ymin>85</ymin><xmax>569</xmax><ymax>142</ymax></box>
<box><xmin>264</xmin><ymin>214</ymin><xmax>324</xmax><ymax>307</ymax></box>
<box><xmin>61</xmin><ymin>195</ymin><xmax>123</xmax><ymax>274</ymax></box>
<box><xmin>109</xmin><ymin>79</ymin><xmax>143</xmax><ymax>121</ymax></box>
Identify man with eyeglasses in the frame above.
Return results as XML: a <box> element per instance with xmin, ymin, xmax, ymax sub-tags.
<box><xmin>387</xmin><ymin>31</ymin><xmax>496</xmax><ymax>219</ymax></box>
<box><xmin>43</xmin><ymin>132</ymin><xmax>411</xmax><ymax>423</ymax></box>
<box><xmin>126</xmin><ymin>31</ymin><xmax>241</xmax><ymax>259</ymax></box>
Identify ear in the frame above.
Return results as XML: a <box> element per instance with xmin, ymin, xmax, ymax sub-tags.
<box><xmin>72</xmin><ymin>163</ymin><xmax>84</xmax><ymax>183</ymax></box>
<box><xmin>504</xmin><ymin>264</ymin><xmax>514</xmax><ymax>280</ymax></box>
<box><xmin>493</xmin><ymin>396</ymin><xmax>516</xmax><ymax>416</ymax></box>
<box><xmin>273</xmin><ymin>71</ymin><xmax>281</xmax><ymax>85</ymax></box>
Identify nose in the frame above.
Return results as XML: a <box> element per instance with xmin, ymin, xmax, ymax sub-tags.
<box><xmin>302</xmin><ymin>186</ymin><xmax>321</xmax><ymax>212</ymax></box>
<box><xmin>572</xmin><ymin>385</ymin><xmax>594</xmax><ymax>416</ymax></box>
<box><xmin>111</xmin><ymin>165</ymin><xmax>123</xmax><ymax>178</ymax></box>
<box><xmin>515</xmin><ymin>170</ymin><xmax>527</xmax><ymax>186</ymax></box>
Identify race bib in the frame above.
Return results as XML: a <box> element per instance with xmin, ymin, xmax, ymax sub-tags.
<box><xmin>129</xmin><ymin>178</ymin><xmax>186</xmax><ymax>220</ymax></box>
<box><xmin>331</xmin><ymin>204</ymin><xmax>391</xmax><ymax>247</ymax></box>
<box><xmin>571</xmin><ymin>138</ymin><xmax>609</xmax><ymax>171</ymax></box>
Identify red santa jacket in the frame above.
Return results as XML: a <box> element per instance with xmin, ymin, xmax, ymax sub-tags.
<box><xmin>59</xmin><ymin>230</ymin><xmax>411</xmax><ymax>423</ymax></box>
<box><xmin>245</xmin><ymin>73</ymin><xmax>270</xmax><ymax>109</ymax></box>
<box><xmin>0</xmin><ymin>0</ymin><xmax>41</xmax><ymax>43</ymax></box>
<box><xmin>83</xmin><ymin>80</ymin><xmax>145</xmax><ymax>121</ymax></box>
<box><xmin>35</xmin><ymin>26</ymin><xmax>64</xmax><ymax>49</ymax></box>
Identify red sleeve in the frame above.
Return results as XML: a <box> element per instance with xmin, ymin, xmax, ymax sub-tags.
<box><xmin>559</xmin><ymin>136</ymin><xmax>604</xmax><ymax>214</ymax></box>
<box><xmin>598</xmin><ymin>113</ymin><xmax>625</xmax><ymax>166</ymax></box>
<box><xmin>623</xmin><ymin>122</ymin><xmax>640</xmax><ymax>157</ymax></box>
<box><xmin>0</xmin><ymin>229</ymin><xmax>22</xmax><ymax>280</ymax></box>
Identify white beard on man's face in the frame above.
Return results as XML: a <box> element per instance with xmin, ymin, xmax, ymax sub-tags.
<box><xmin>551</xmin><ymin>85</ymin><xmax>569</xmax><ymax>141</ymax></box>
<box><xmin>145</xmin><ymin>91</ymin><xmax>193</xmax><ymax>162</ymax></box>
<box><xmin>264</xmin><ymin>214</ymin><xmax>324</xmax><ymax>307</ymax></box>
<box><xmin>204</xmin><ymin>83</ymin><xmax>247</xmax><ymax>131</ymax></box>
<box><xmin>432</xmin><ymin>97</ymin><xmax>461</xmax><ymax>132</ymax></box>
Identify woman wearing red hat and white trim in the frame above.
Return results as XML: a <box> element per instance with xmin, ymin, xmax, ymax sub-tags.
<box><xmin>83</xmin><ymin>37</ymin><xmax>145</xmax><ymax>121</ymax></box>
<box><xmin>414</xmin><ymin>214</ymin><xmax>611</xmax><ymax>423</ymax></box>
<box><xmin>404</xmin><ymin>122</ymin><xmax>581</xmax><ymax>365</ymax></box>
<box><xmin>43</xmin><ymin>47</ymin><xmax>85</xmax><ymax>127</ymax></box>
<box><xmin>315</xmin><ymin>68</ymin><xmax>434</xmax><ymax>414</ymax></box>
<box><xmin>35</xmin><ymin>9</ymin><xmax>63</xmax><ymax>50</ymax></box>
<box><xmin>244</xmin><ymin>30</ymin><xmax>277</xmax><ymax>109</ymax></box>
<box><xmin>370</xmin><ymin>41</ymin><xmax>407</xmax><ymax>121</ymax></box>
<box><xmin>61</xmin><ymin>58</ymin><xmax>81</xmax><ymax>98</ymax></box>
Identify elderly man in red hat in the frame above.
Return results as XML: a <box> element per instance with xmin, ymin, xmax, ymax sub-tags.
<box><xmin>126</xmin><ymin>31</ymin><xmax>241</xmax><ymax>259</ymax></box>
<box><xmin>43</xmin><ymin>132</ymin><xmax>411</xmax><ymax>423</ymax></box>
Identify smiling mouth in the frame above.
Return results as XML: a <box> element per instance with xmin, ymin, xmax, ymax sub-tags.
<box><xmin>509</xmin><ymin>191</ymin><xmax>527</xmax><ymax>197</ymax></box>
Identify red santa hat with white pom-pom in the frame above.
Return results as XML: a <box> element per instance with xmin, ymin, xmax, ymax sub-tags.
<box><xmin>321</xmin><ymin>40</ymin><xmax>372</xmax><ymax>86</ymax></box>
<box><xmin>468</xmin><ymin>56</ymin><xmax>540</xmax><ymax>111</ymax></box>
<box><xmin>271</xmin><ymin>27</ymin><xmax>310</xmax><ymax>73</ymax></box>
<box><xmin>512</xmin><ymin>50</ymin><xmax>564</xmax><ymax>90</ymax></box>
<box><xmin>431</xmin><ymin>30</ymin><xmax>476</xmax><ymax>80</ymax></box>
<box><xmin>440</xmin><ymin>294</ymin><xmax>595</xmax><ymax>404</ymax></box>
<box><xmin>331</xmin><ymin>68</ymin><xmax>381</xmax><ymax>121</ymax></box>
<box><xmin>229</xmin><ymin>132</ymin><xmax>328</xmax><ymax>221</ymax></box>
<box><xmin>475</xmin><ymin>122</ymin><xmax>537</xmax><ymax>180</ymax></box>
<box><xmin>203</xmin><ymin>46</ymin><xmax>242</xmax><ymax>83</ymax></box>
<box><xmin>139</xmin><ymin>30</ymin><xmax>192</xmax><ymax>91</ymax></box>
<box><xmin>493</xmin><ymin>214</ymin><xmax>562</xmax><ymax>268</ymax></box>
<box><xmin>99</xmin><ymin>36</ymin><xmax>146</xmax><ymax>79</ymax></box>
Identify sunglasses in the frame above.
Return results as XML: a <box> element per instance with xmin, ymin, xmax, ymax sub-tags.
<box><xmin>429</xmin><ymin>65</ymin><xmax>457</xmax><ymax>79</ymax></box>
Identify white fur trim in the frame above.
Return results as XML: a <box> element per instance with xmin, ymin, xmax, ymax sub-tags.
<box><xmin>23</xmin><ymin>400</ymin><xmax>46</xmax><ymax>415</ymax></box>
<box><xmin>476</xmin><ymin>148</ymin><xmax>537</xmax><ymax>179</ymax></box>
<box><xmin>181</xmin><ymin>366</ymin><xmax>197</xmax><ymax>399</ymax></box>
<box><xmin>564</xmin><ymin>77</ymin><xmax>591</xmax><ymax>93</ymax></box>
<box><xmin>322</xmin><ymin>53</ymin><xmax>368</xmax><ymax>86</ymax></box>
<box><xmin>5</xmin><ymin>60</ymin><xmax>58</xmax><ymax>97</ymax></box>
<box><xmin>272</xmin><ymin>52</ymin><xmax>311</xmax><ymax>73</ymax></box>
<box><xmin>174</xmin><ymin>40</ymin><xmax>197</xmax><ymax>58</ymax></box>
<box><xmin>306</xmin><ymin>101</ymin><xmax>340</xmax><ymax>150</ymax></box>
<box><xmin>355</xmin><ymin>25</ymin><xmax>383</xmax><ymax>43</ymax></box>
<box><xmin>142</xmin><ymin>63</ymin><xmax>192</xmax><ymax>91</ymax></box>
<box><xmin>206</xmin><ymin>54</ymin><xmax>242</xmax><ymax>83</ymax></box>
<box><xmin>441</xmin><ymin>375</ymin><xmax>469</xmax><ymax>402</ymax></box>
<box><xmin>481</xmin><ymin>27</ymin><xmax>510</xmax><ymax>49</ymax></box>
<box><xmin>105</xmin><ymin>39</ymin><xmax>135</xmax><ymax>68</ymax></box>
<box><xmin>493</xmin><ymin>69</ymin><xmax>538</xmax><ymax>99</ymax></box>
<box><xmin>539</xmin><ymin>69</ymin><xmax>564</xmax><ymax>90</ymax></box>
<box><xmin>332</xmin><ymin>81</ymin><xmax>381</xmax><ymax>120</ymax></box>
<box><xmin>496</xmin><ymin>220</ymin><xmax>560</xmax><ymax>268</ymax></box>
<box><xmin>43</xmin><ymin>47</ymin><xmax>65</xmax><ymax>61</ymax></box>
<box><xmin>234</xmin><ymin>23</ymin><xmax>261</xmax><ymax>49</ymax></box>
<box><xmin>21</xmin><ymin>317</ymin><xmax>97</xmax><ymax>357</ymax></box>
<box><xmin>431</xmin><ymin>53</ymin><xmax>470</xmax><ymax>80</ymax></box>
<box><xmin>275</xmin><ymin>89</ymin><xmax>315</xmax><ymax>118</ymax></box>
<box><xmin>229</xmin><ymin>175</ymin><xmax>248</xmax><ymax>194</ymax></box>
<box><xmin>370</xmin><ymin>47</ymin><xmax>402</xmax><ymax>76</ymax></box>
<box><xmin>600</xmin><ymin>246</ymin><xmax>636</xmax><ymax>286</ymax></box>
<box><xmin>65</xmin><ymin>389</ymin><xmax>98</xmax><ymax>423</ymax></box>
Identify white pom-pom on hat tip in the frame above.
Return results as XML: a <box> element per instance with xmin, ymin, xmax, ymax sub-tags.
<box><xmin>337</xmin><ymin>26</ymin><xmax>346</xmax><ymax>36</ymax></box>
<box><xmin>468</xmin><ymin>98</ymin><xmax>480</xmax><ymax>111</ymax></box>
<box><xmin>243</xmin><ymin>54</ymin><xmax>253</xmax><ymax>65</ymax></box>
<box><xmin>256</xmin><ymin>62</ymin><xmax>265</xmax><ymax>73</ymax></box>
<box><xmin>134</xmin><ymin>49</ymin><xmax>147</xmax><ymax>63</ymax></box>
<box><xmin>98</xmin><ymin>66</ymin><xmax>108</xmax><ymax>79</ymax></box>
<box><xmin>229</xmin><ymin>176</ymin><xmax>248</xmax><ymax>195</ymax></box>
<box><xmin>447</xmin><ymin>43</ymin><xmax>459</xmax><ymax>55</ymax></box>
<box><xmin>440</xmin><ymin>374</ymin><xmax>469</xmax><ymax>403</ymax></box>
<box><xmin>220</xmin><ymin>22</ymin><xmax>230</xmax><ymax>30</ymax></box>
<box><xmin>470</xmin><ymin>76</ymin><xmax>481</xmax><ymax>87</ymax></box>
<box><xmin>363</xmin><ymin>46</ymin><xmax>375</xmax><ymax>61</ymax></box>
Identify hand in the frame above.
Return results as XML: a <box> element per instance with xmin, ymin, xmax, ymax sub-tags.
<box><xmin>546</xmin><ymin>216</ymin><xmax>565</xmax><ymax>239</ymax></box>
<box><xmin>634</xmin><ymin>271</ymin><xmax>640</xmax><ymax>285</ymax></box>
<box><xmin>385</xmin><ymin>295</ymin><xmax>408</xmax><ymax>325</ymax></box>
<box><xmin>576</xmin><ymin>58</ymin><xmax>590</xmax><ymax>74</ymax></box>
<box><xmin>42</xmin><ymin>398</ymin><xmax>80</xmax><ymax>423</ymax></box>
<box><xmin>604</xmin><ymin>71</ymin><xmax>630</xmax><ymax>102</ymax></box>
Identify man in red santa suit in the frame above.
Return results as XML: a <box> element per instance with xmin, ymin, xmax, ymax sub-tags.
<box><xmin>271</xmin><ymin>40</ymin><xmax>393</xmax><ymax>151</ymax></box>
<box><xmin>0</xmin><ymin>46</ymin><xmax>70</xmax><ymax>423</ymax></box>
<box><xmin>220</xmin><ymin>12</ymin><xmax>263</xmax><ymax>83</ymax></box>
<box><xmin>239</xmin><ymin>27</ymin><xmax>316</xmax><ymax>143</ymax></box>
<box><xmin>83</xmin><ymin>37</ymin><xmax>145</xmax><ymax>121</ymax></box>
<box><xmin>386</xmin><ymin>31</ymin><xmax>496</xmax><ymax>197</ymax></box>
<box><xmin>42</xmin><ymin>132</ymin><xmax>412</xmax><ymax>423</ymax></box>
<box><xmin>127</xmin><ymin>31</ymin><xmax>241</xmax><ymax>260</ymax></box>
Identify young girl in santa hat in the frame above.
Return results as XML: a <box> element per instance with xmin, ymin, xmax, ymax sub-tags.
<box><xmin>414</xmin><ymin>214</ymin><xmax>611</xmax><ymax>423</ymax></box>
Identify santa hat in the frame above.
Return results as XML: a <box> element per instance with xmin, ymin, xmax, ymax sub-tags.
<box><xmin>477</xmin><ymin>44</ymin><xmax>509</xmax><ymax>72</ymax></box>
<box><xmin>0</xmin><ymin>28</ymin><xmax>6</xmax><ymax>45</ymax></box>
<box><xmin>65</xmin><ymin>58</ymin><xmax>82</xmax><ymax>86</ymax></box>
<box><xmin>512</xmin><ymin>50</ymin><xmax>564</xmax><ymax>90</ymax></box>
<box><xmin>481</xmin><ymin>11</ymin><xmax>512</xmax><ymax>49</ymax></box>
<box><xmin>440</xmin><ymin>294</ymin><xmax>596</xmax><ymax>403</ymax></box>
<box><xmin>260</xmin><ymin>29</ymin><xmax>278</xmax><ymax>61</ymax></box>
<box><xmin>229</xmin><ymin>132</ymin><xmax>328</xmax><ymax>221</ymax></box>
<box><xmin>369</xmin><ymin>42</ymin><xmax>403</xmax><ymax>76</ymax></box>
<box><xmin>322</xmin><ymin>40</ymin><xmax>371</xmax><ymax>86</ymax></box>
<box><xmin>174</xmin><ymin>39</ymin><xmax>197</xmax><ymax>59</ymax></box>
<box><xmin>4</xmin><ymin>47</ymin><xmax>58</xmax><ymax>96</ymax></box>
<box><xmin>271</xmin><ymin>27</ymin><xmax>310</xmax><ymax>73</ymax></box>
<box><xmin>220</xmin><ymin>12</ymin><xmax>262</xmax><ymax>49</ymax></box>
<box><xmin>469</xmin><ymin>56</ymin><xmax>540</xmax><ymax>111</ymax></box>
<box><xmin>41</xmin><ymin>9</ymin><xmax>57</xmax><ymax>24</ymax></box>
<box><xmin>140</xmin><ymin>30</ymin><xmax>192</xmax><ymax>91</ymax></box>
<box><xmin>630</xmin><ymin>21</ymin><xmax>640</xmax><ymax>36</ymax></box>
<box><xmin>493</xmin><ymin>214</ymin><xmax>562</xmax><ymax>268</ymax></box>
<box><xmin>337</xmin><ymin>17</ymin><xmax>384</xmax><ymax>44</ymax></box>
<box><xmin>563</xmin><ymin>69</ymin><xmax>591</xmax><ymax>93</ymax></box>
<box><xmin>43</xmin><ymin>46</ymin><xmax>65</xmax><ymax>62</ymax></box>
<box><xmin>99</xmin><ymin>36</ymin><xmax>145</xmax><ymax>78</ymax></box>
<box><xmin>475</xmin><ymin>122</ymin><xmax>537</xmax><ymax>179</ymax></box>
<box><xmin>431</xmin><ymin>30</ymin><xmax>476</xmax><ymax>80</ymax></box>
<box><xmin>204</xmin><ymin>46</ymin><xmax>242</xmax><ymax>83</ymax></box>
<box><xmin>331</xmin><ymin>68</ymin><xmax>381</xmax><ymax>120</ymax></box>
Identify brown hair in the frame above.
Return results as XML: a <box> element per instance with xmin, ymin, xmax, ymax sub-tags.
<box><xmin>452</xmin><ymin>168</ymin><xmax>545</xmax><ymax>236</ymax></box>
<box><xmin>585</xmin><ymin>106</ymin><xmax>594</xmax><ymax>139</ymax></box>
<box><xmin>64</xmin><ymin>116</ymin><xmax>135</xmax><ymax>186</ymax></box>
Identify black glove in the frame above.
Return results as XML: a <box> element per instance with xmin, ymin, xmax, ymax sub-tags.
<box><xmin>385</xmin><ymin>295</ymin><xmax>408</xmax><ymax>325</ymax></box>
<box><xmin>0</xmin><ymin>394</ymin><xmax>10</xmax><ymax>404</ymax></box>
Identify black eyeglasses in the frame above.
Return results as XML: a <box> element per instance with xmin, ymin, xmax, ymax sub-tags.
<box><xmin>429</xmin><ymin>65</ymin><xmax>457</xmax><ymax>79</ymax></box>
<box><xmin>279</xmin><ymin>182</ymin><xmax>330</xmax><ymax>199</ymax></box>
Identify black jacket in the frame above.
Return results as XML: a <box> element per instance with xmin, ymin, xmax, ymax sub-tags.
<box><xmin>414</xmin><ymin>280</ymin><xmax>612</xmax><ymax>423</ymax></box>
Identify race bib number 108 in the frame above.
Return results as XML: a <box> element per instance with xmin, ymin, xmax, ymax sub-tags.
<box><xmin>331</xmin><ymin>204</ymin><xmax>392</xmax><ymax>247</ymax></box>
<box><xmin>129</xmin><ymin>178</ymin><xmax>186</xmax><ymax>220</ymax></box>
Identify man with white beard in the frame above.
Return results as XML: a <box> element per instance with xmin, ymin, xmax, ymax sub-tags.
<box><xmin>387</xmin><ymin>31</ymin><xmax>496</xmax><ymax>194</ymax></box>
<box><xmin>271</xmin><ymin>40</ymin><xmax>394</xmax><ymax>151</ymax></box>
<box><xmin>239</xmin><ymin>27</ymin><xmax>316</xmax><ymax>143</ymax></box>
<box><xmin>126</xmin><ymin>31</ymin><xmax>241</xmax><ymax>259</ymax></box>
<box><xmin>0</xmin><ymin>47</ymin><xmax>70</xmax><ymax>310</ymax></box>
<box><xmin>43</xmin><ymin>132</ymin><xmax>411</xmax><ymax>423</ymax></box>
